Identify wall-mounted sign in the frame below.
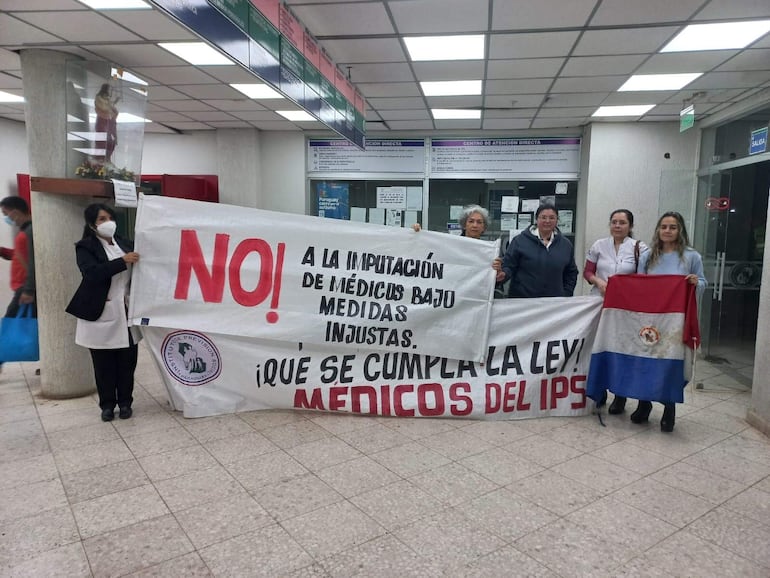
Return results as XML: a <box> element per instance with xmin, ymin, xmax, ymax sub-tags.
<box><xmin>150</xmin><ymin>0</ymin><xmax>365</xmax><ymax>148</ymax></box>
<box><xmin>749</xmin><ymin>126</ymin><xmax>768</xmax><ymax>156</ymax></box>
<box><xmin>679</xmin><ymin>104</ymin><xmax>695</xmax><ymax>133</ymax></box>
<box><xmin>308</xmin><ymin>139</ymin><xmax>426</xmax><ymax>173</ymax></box>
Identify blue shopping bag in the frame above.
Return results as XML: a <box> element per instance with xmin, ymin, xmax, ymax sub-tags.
<box><xmin>0</xmin><ymin>304</ymin><xmax>39</xmax><ymax>362</ymax></box>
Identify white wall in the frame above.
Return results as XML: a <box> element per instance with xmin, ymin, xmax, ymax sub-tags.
<box><xmin>259</xmin><ymin>131</ymin><xmax>306</xmax><ymax>214</ymax></box>
<box><xmin>578</xmin><ymin>122</ymin><xmax>699</xmax><ymax>293</ymax></box>
<box><xmin>0</xmin><ymin>118</ymin><xmax>29</xmax><ymax>308</ymax></box>
<box><xmin>141</xmin><ymin>131</ymin><xmax>218</xmax><ymax>174</ymax></box>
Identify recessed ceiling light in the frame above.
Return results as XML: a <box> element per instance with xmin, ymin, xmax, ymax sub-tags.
<box><xmin>661</xmin><ymin>20</ymin><xmax>770</xmax><ymax>52</ymax></box>
<box><xmin>158</xmin><ymin>42</ymin><xmax>234</xmax><ymax>66</ymax></box>
<box><xmin>111</xmin><ymin>68</ymin><xmax>148</xmax><ymax>86</ymax></box>
<box><xmin>618</xmin><ymin>73</ymin><xmax>702</xmax><ymax>91</ymax></box>
<box><xmin>592</xmin><ymin>105</ymin><xmax>655</xmax><ymax>117</ymax></box>
<box><xmin>276</xmin><ymin>110</ymin><xmax>316</xmax><ymax>121</ymax></box>
<box><xmin>230</xmin><ymin>84</ymin><xmax>285</xmax><ymax>99</ymax></box>
<box><xmin>88</xmin><ymin>112</ymin><xmax>151</xmax><ymax>124</ymax></box>
<box><xmin>404</xmin><ymin>35</ymin><xmax>485</xmax><ymax>61</ymax></box>
<box><xmin>77</xmin><ymin>0</ymin><xmax>151</xmax><ymax>8</ymax></box>
<box><xmin>0</xmin><ymin>90</ymin><xmax>23</xmax><ymax>103</ymax></box>
<box><xmin>421</xmin><ymin>80</ymin><xmax>482</xmax><ymax>96</ymax></box>
<box><xmin>431</xmin><ymin>108</ymin><xmax>481</xmax><ymax>119</ymax></box>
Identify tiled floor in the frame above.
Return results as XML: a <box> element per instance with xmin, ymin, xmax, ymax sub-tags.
<box><xmin>1</xmin><ymin>348</ymin><xmax>769</xmax><ymax>577</ymax></box>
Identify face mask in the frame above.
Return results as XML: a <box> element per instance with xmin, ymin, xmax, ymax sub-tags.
<box><xmin>3</xmin><ymin>215</ymin><xmax>13</xmax><ymax>226</ymax></box>
<box><xmin>96</xmin><ymin>220</ymin><xmax>117</xmax><ymax>238</ymax></box>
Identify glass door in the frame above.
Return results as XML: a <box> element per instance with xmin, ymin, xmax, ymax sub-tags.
<box><xmin>695</xmin><ymin>161</ymin><xmax>769</xmax><ymax>366</ymax></box>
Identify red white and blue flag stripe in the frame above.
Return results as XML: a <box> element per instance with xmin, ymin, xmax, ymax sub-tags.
<box><xmin>586</xmin><ymin>275</ymin><xmax>700</xmax><ymax>404</ymax></box>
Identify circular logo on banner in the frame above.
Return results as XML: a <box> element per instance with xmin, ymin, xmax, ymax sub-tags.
<box><xmin>639</xmin><ymin>326</ymin><xmax>661</xmax><ymax>345</ymax></box>
<box><xmin>161</xmin><ymin>331</ymin><xmax>221</xmax><ymax>386</ymax></box>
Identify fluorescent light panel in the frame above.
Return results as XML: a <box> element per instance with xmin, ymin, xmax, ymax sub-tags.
<box><xmin>421</xmin><ymin>80</ymin><xmax>482</xmax><ymax>96</ymax></box>
<box><xmin>619</xmin><ymin>73</ymin><xmax>702</xmax><ymax>91</ymax></box>
<box><xmin>230</xmin><ymin>83</ymin><xmax>285</xmax><ymax>99</ymax></box>
<box><xmin>87</xmin><ymin>113</ymin><xmax>151</xmax><ymax>124</ymax></box>
<box><xmin>592</xmin><ymin>105</ymin><xmax>655</xmax><ymax>117</ymax></box>
<box><xmin>431</xmin><ymin>108</ymin><xmax>481</xmax><ymax>119</ymax></box>
<box><xmin>0</xmin><ymin>90</ymin><xmax>23</xmax><ymax>103</ymax></box>
<box><xmin>77</xmin><ymin>0</ymin><xmax>150</xmax><ymax>8</ymax></box>
<box><xmin>404</xmin><ymin>35</ymin><xmax>485</xmax><ymax>61</ymax></box>
<box><xmin>158</xmin><ymin>42</ymin><xmax>234</xmax><ymax>66</ymax></box>
<box><xmin>276</xmin><ymin>110</ymin><xmax>316</xmax><ymax>121</ymax></box>
<box><xmin>662</xmin><ymin>20</ymin><xmax>770</xmax><ymax>52</ymax></box>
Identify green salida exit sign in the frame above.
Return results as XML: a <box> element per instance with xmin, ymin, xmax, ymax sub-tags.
<box><xmin>680</xmin><ymin>104</ymin><xmax>695</xmax><ymax>132</ymax></box>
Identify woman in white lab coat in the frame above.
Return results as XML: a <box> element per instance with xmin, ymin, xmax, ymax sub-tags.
<box><xmin>66</xmin><ymin>203</ymin><xmax>140</xmax><ymax>422</ymax></box>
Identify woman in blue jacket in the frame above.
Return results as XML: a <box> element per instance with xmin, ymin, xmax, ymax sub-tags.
<box><xmin>498</xmin><ymin>204</ymin><xmax>578</xmax><ymax>298</ymax></box>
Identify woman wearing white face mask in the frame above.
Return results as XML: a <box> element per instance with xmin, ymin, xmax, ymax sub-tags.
<box><xmin>66</xmin><ymin>203</ymin><xmax>140</xmax><ymax>422</ymax></box>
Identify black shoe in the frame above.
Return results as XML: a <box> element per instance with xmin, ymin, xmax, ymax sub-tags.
<box><xmin>608</xmin><ymin>396</ymin><xmax>627</xmax><ymax>415</ymax></box>
<box><xmin>101</xmin><ymin>408</ymin><xmax>115</xmax><ymax>422</ymax></box>
<box><xmin>630</xmin><ymin>401</ymin><xmax>652</xmax><ymax>424</ymax></box>
<box><xmin>661</xmin><ymin>403</ymin><xmax>675</xmax><ymax>432</ymax></box>
<box><xmin>119</xmin><ymin>406</ymin><xmax>133</xmax><ymax>420</ymax></box>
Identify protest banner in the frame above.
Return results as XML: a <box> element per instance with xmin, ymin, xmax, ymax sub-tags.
<box><xmin>129</xmin><ymin>195</ymin><xmax>498</xmax><ymax>362</ymax></box>
<box><xmin>141</xmin><ymin>296</ymin><xmax>602</xmax><ymax>419</ymax></box>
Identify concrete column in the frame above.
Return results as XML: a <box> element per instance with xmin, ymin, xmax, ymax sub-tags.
<box><xmin>748</xmin><ymin>199</ymin><xmax>770</xmax><ymax>437</ymax></box>
<box><xmin>21</xmin><ymin>49</ymin><xmax>96</xmax><ymax>398</ymax></box>
<box><xmin>217</xmin><ymin>128</ymin><xmax>262</xmax><ymax>207</ymax></box>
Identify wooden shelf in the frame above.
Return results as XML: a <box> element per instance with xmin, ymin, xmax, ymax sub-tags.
<box><xmin>30</xmin><ymin>177</ymin><xmax>113</xmax><ymax>198</ymax></box>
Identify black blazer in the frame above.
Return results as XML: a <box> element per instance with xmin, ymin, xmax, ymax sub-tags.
<box><xmin>65</xmin><ymin>234</ymin><xmax>133</xmax><ymax>321</ymax></box>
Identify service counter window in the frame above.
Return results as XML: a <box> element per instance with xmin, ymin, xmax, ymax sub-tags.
<box><xmin>310</xmin><ymin>179</ymin><xmax>423</xmax><ymax>227</ymax></box>
<box><xmin>427</xmin><ymin>179</ymin><xmax>578</xmax><ymax>252</ymax></box>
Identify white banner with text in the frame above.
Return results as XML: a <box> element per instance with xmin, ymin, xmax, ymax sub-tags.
<box><xmin>129</xmin><ymin>195</ymin><xmax>498</xmax><ymax>362</ymax></box>
<box><xmin>142</xmin><ymin>296</ymin><xmax>602</xmax><ymax>420</ymax></box>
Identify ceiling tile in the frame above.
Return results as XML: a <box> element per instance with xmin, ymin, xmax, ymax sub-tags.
<box><xmin>86</xmin><ymin>44</ymin><xmax>188</xmax><ymax>67</ymax></box>
<box><xmin>426</xmin><ymin>96</ymin><xmax>483</xmax><ymax>108</ymax></box>
<box><xmin>0</xmin><ymin>73</ymin><xmax>23</xmax><ymax>90</ymax></box>
<box><xmin>132</xmin><ymin>67</ymin><xmax>220</xmax><ymax>85</ymax></box>
<box><xmin>694</xmin><ymin>0</ymin><xmax>770</xmax><ymax>20</ymax></box>
<box><xmin>378</xmin><ymin>109</ymin><xmax>431</xmax><ymax>121</ymax></box>
<box><xmin>483</xmin><ymin>117</ymin><xmax>531</xmax><ymax>130</ymax></box>
<box><xmin>291</xmin><ymin>3</ymin><xmax>394</xmax><ymax>36</ymax></box>
<box><xmin>164</xmin><ymin>121</ymin><xmax>215</xmax><ymax>130</ymax></box>
<box><xmin>485</xmin><ymin>79</ymin><xmax>553</xmax><ymax>95</ymax></box>
<box><xmin>345</xmin><ymin>62</ymin><xmax>414</xmax><ymax>83</ymax></box>
<box><xmin>491</xmin><ymin>0</ymin><xmax>598</xmax><ymax>30</ymax></box>
<box><xmin>411</xmin><ymin>61</ymin><xmax>484</xmax><ymax>82</ymax></box>
<box><xmin>250</xmin><ymin>120</ymin><xmax>300</xmax><ymax>130</ymax></box>
<box><xmin>367</xmin><ymin>97</ymin><xmax>426</xmax><ymax>110</ymax></box>
<box><xmin>320</xmin><ymin>38</ymin><xmax>406</xmax><ymax>64</ymax></box>
<box><xmin>561</xmin><ymin>54</ymin><xmax>648</xmax><ymax>76</ymax></box>
<box><xmin>357</xmin><ymin>82</ymin><xmax>421</xmax><ymax>98</ymax></box>
<box><xmin>572</xmin><ymin>27</ymin><xmax>679</xmax><ymax>56</ymax></box>
<box><xmin>390</xmin><ymin>0</ymin><xmax>489</xmax><ymax>34</ymax></box>
<box><xmin>144</xmin><ymin>123</ymin><xmax>179</xmax><ymax>134</ymax></box>
<box><xmin>636</xmin><ymin>51</ymin><xmax>739</xmax><ymax>74</ymax></box>
<box><xmin>483</xmin><ymin>108</ymin><xmax>540</xmax><ymax>119</ymax></box>
<box><xmin>0</xmin><ymin>49</ymin><xmax>21</xmax><ymax>71</ymax></box>
<box><xmin>602</xmin><ymin>91</ymin><xmax>676</xmax><ymax>106</ymax></box>
<box><xmin>386</xmin><ymin>120</ymin><xmax>435</xmax><ymax>130</ymax></box>
<box><xmin>687</xmin><ymin>71</ymin><xmax>770</xmax><ymax>90</ymax></box>
<box><xmin>2</xmin><ymin>1</ymin><xmax>84</xmax><ymax>9</ymax></box>
<box><xmin>230</xmin><ymin>110</ymin><xmax>284</xmax><ymax>121</ymax></box>
<box><xmin>551</xmin><ymin>75</ymin><xmax>627</xmax><ymax>92</ymax></box>
<box><xmin>200</xmin><ymin>121</ymin><xmax>249</xmax><ymax>128</ymax></box>
<box><xmin>487</xmin><ymin>58</ymin><xmax>564</xmax><ymax>80</ymax></box>
<box><xmin>151</xmin><ymin>99</ymin><xmax>216</xmax><ymax>111</ymax></box>
<box><xmin>145</xmin><ymin>111</ymin><xmax>194</xmax><ymax>122</ymax></box>
<box><xmin>538</xmin><ymin>107</ymin><xmax>597</xmax><ymax>118</ymax></box>
<box><xmin>365</xmin><ymin>121</ymin><xmax>389</xmax><ymax>131</ymax></box>
<box><xmin>531</xmin><ymin>117</ymin><xmax>588</xmax><ymax>129</ymax></box>
<box><xmin>172</xmin><ymin>84</ymin><xmax>246</xmax><ymax>99</ymax></box>
<box><xmin>484</xmin><ymin>94</ymin><xmax>547</xmax><ymax>108</ymax></box>
<box><xmin>15</xmin><ymin>11</ymin><xmax>143</xmax><ymax>43</ymax></box>
<box><xmin>542</xmin><ymin>93</ymin><xmax>610</xmax><ymax>107</ymax></box>
<box><xmin>199</xmin><ymin>66</ymin><xmax>271</xmax><ymax>84</ymax></box>
<box><xmin>0</xmin><ymin>13</ymin><xmax>65</xmax><ymax>45</ymax></box>
<box><xmin>490</xmin><ymin>32</ymin><xmax>581</xmax><ymax>59</ymax></box>
<box><xmin>182</xmin><ymin>111</ymin><xmax>239</xmax><ymax>122</ymax></box>
<box><xmin>590</xmin><ymin>0</ymin><xmax>704</xmax><ymax>26</ymax></box>
<box><xmin>102</xmin><ymin>9</ymin><xmax>197</xmax><ymax>42</ymax></box>
<box><xmin>716</xmin><ymin>49</ymin><xmax>770</xmax><ymax>72</ymax></box>
<box><xmin>203</xmin><ymin>100</ymin><xmax>269</xmax><ymax>111</ymax></box>
<box><xmin>145</xmin><ymin>86</ymin><xmax>193</xmax><ymax>101</ymax></box>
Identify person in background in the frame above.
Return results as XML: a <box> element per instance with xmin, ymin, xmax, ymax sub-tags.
<box><xmin>632</xmin><ymin>211</ymin><xmax>706</xmax><ymax>432</ymax></box>
<box><xmin>584</xmin><ymin>208</ymin><xmax>648</xmax><ymax>413</ymax></box>
<box><xmin>0</xmin><ymin>196</ymin><xmax>35</xmax><ymax>318</ymax></box>
<box><xmin>412</xmin><ymin>204</ymin><xmax>490</xmax><ymax>239</ymax></box>
<box><xmin>496</xmin><ymin>203</ymin><xmax>578</xmax><ymax>297</ymax></box>
<box><xmin>66</xmin><ymin>204</ymin><xmax>139</xmax><ymax>422</ymax></box>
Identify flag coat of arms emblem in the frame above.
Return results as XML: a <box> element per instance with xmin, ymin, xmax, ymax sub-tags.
<box><xmin>586</xmin><ymin>275</ymin><xmax>700</xmax><ymax>404</ymax></box>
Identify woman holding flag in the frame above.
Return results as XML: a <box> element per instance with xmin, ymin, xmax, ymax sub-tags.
<box><xmin>584</xmin><ymin>209</ymin><xmax>648</xmax><ymax>414</ymax></box>
<box><xmin>633</xmin><ymin>211</ymin><xmax>707</xmax><ymax>432</ymax></box>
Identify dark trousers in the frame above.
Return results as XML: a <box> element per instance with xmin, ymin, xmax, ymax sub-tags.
<box><xmin>90</xmin><ymin>344</ymin><xmax>138</xmax><ymax>410</ymax></box>
<box><xmin>5</xmin><ymin>287</ymin><xmax>37</xmax><ymax>318</ymax></box>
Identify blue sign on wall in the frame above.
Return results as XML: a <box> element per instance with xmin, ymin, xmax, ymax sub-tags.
<box><xmin>749</xmin><ymin>127</ymin><xmax>768</xmax><ymax>156</ymax></box>
<box><xmin>317</xmin><ymin>182</ymin><xmax>349</xmax><ymax>220</ymax></box>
